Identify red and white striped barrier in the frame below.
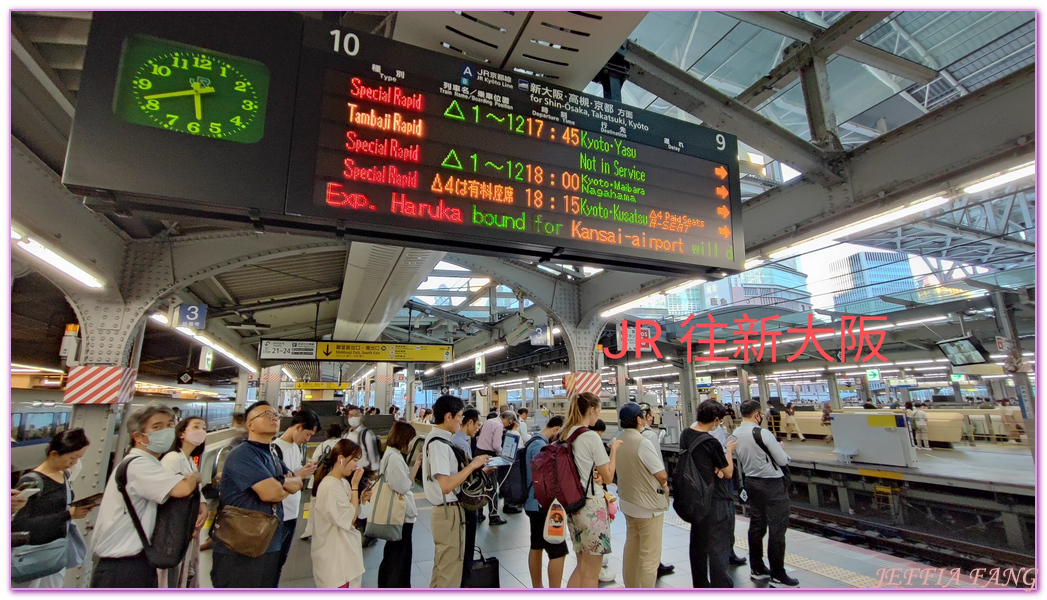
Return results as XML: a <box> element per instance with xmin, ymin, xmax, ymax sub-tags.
<box><xmin>63</xmin><ymin>365</ymin><xmax>138</xmax><ymax>405</ymax></box>
<box><xmin>565</xmin><ymin>371</ymin><xmax>602</xmax><ymax>397</ymax></box>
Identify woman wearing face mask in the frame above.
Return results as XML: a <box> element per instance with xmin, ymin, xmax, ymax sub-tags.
<box><xmin>13</xmin><ymin>428</ymin><xmax>92</xmax><ymax>588</ymax></box>
<box><xmin>311</xmin><ymin>439</ymin><xmax>372</xmax><ymax>588</ymax></box>
<box><xmin>159</xmin><ymin>417</ymin><xmax>210</xmax><ymax>587</ymax></box>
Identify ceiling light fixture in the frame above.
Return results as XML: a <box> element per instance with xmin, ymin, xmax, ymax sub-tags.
<box><xmin>963</xmin><ymin>164</ymin><xmax>1034</xmax><ymax>194</ymax></box>
<box><xmin>893</xmin><ymin>316</ymin><xmax>948</xmax><ymax>328</ymax></box>
<box><xmin>768</xmin><ymin>195</ymin><xmax>949</xmax><ymax>260</ymax></box>
<box><xmin>16</xmin><ymin>236</ymin><xmax>105</xmax><ymax>289</ymax></box>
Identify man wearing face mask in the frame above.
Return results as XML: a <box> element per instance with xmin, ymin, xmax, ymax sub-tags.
<box><xmin>733</xmin><ymin>400</ymin><xmax>796</xmax><ymax>588</ymax></box>
<box><xmin>90</xmin><ymin>403</ymin><xmax>202</xmax><ymax>588</ymax></box>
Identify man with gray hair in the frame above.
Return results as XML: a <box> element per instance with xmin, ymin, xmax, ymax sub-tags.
<box><xmin>91</xmin><ymin>402</ymin><xmax>202</xmax><ymax>588</ymax></box>
<box><xmin>475</xmin><ymin>410</ymin><xmax>517</xmax><ymax>526</ymax></box>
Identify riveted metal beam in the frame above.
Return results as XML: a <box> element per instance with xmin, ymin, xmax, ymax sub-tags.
<box><xmin>623</xmin><ymin>40</ymin><xmax>843</xmax><ymax>186</ymax></box>
<box><xmin>738</xmin><ymin>11</ymin><xmax>894</xmax><ymax>110</ymax></box>
<box><xmin>720</xmin><ymin>11</ymin><xmax>936</xmax><ymax>85</ymax></box>
<box><xmin>743</xmin><ymin>65</ymin><xmax>1034</xmax><ymax>257</ymax></box>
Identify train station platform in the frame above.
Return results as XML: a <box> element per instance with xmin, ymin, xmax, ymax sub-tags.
<box><xmin>194</xmin><ymin>490</ymin><xmax>1005</xmax><ymax>589</ymax></box>
<box><xmin>780</xmin><ymin>439</ymin><xmax>1035</xmax><ymax>494</ymax></box>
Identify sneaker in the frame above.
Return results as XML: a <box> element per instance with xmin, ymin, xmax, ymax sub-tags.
<box><xmin>729</xmin><ymin>555</ymin><xmax>748</xmax><ymax>567</ymax></box>
<box><xmin>488</xmin><ymin>515</ymin><xmax>508</xmax><ymax>526</ymax></box>
<box><xmin>770</xmin><ymin>574</ymin><xmax>799</xmax><ymax>588</ymax></box>
<box><xmin>598</xmin><ymin>567</ymin><xmax>616</xmax><ymax>583</ymax></box>
<box><xmin>362</xmin><ymin>535</ymin><xmax>378</xmax><ymax>548</ymax></box>
<box><xmin>750</xmin><ymin>568</ymin><xmax>771</xmax><ymax>582</ymax></box>
<box><xmin>657</xmin><ymin>563</ymin><xmax>675</xmax><ymax>577</ymax></box>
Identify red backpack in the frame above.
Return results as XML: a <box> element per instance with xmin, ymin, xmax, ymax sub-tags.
<box><xmin>532</xmin><ymin>426</ymin><xmax>595</xmax><ymax>514</ymax></box>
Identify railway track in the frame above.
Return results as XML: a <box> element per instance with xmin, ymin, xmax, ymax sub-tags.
<box><xmin>788</xmin><ymin>506</ymin><xmax>1033</xmax><ymax>573</ymax></box>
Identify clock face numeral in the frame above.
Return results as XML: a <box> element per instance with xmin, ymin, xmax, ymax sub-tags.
<box><xmin>131</xmin><ymin>50</ymin><xmax>260</xmax><ymax>140</ymax></box>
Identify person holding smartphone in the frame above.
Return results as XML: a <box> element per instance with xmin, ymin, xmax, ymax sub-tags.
<box><xmin>12</xmin><ymin>429</ymin><xmax>92</xmax><ymax>588</ymax></box>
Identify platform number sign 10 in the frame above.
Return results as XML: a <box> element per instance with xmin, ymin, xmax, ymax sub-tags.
<box><xmin>329</xmin><ymin>29</ymin><xmax>360</xmax><ymax>56</ymax></box>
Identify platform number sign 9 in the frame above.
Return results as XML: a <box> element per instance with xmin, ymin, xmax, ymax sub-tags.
<box><xmin>174</xmin><ymin>304</ymin><xmax>208</xmax><ymax>330</ymax></box>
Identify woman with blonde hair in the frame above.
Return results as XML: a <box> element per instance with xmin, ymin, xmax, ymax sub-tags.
<box><xmin>558</xmin><ymin>392</ymin><xmax>623</xmax><ymax>588</ymax></box>
<box><xmin>311</xmin><ymin>439</ymin><xmax>372</xmax><ymax>588</ymax></box>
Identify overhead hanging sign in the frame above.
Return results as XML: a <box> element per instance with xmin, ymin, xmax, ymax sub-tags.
<box><xmin>286</xmin><ymin>21</ymin><xmax>743</xmax><ymax>274</ymax></box>
<box><xmin>314</xmin><ymin>342</ymin><xmax>452</xmax><ymax>362</ymax></box>
<box><xmin>294</xmin><ymin>382</ymin><xmax>350</xmax><ymax>390</ymax></box>
<box><xmin>64</xmin><ymin>13</ymin><xmax>743</xmax><ymax>275</ymax></box>
<box><xmin>695</xmin><ymin>376</ymin><xmax>713</xmax><ymax>389</ymax></box>
<box><xmin>172</xmin><ymin>304</ymin><xmax>208</xmax><ymax>329</ymax></box>
<box><xmin>259</xmin><ymin>340</ymin><xmax>318</xmax><ymax>360</ymax></box>
<box><xmin>259</xmin><ymin>339</ymin><xmax>451</xmax><ymax>362</ymax></box>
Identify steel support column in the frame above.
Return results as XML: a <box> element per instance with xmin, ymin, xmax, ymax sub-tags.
<box><xmin>757</xmin><ymin>374</ymin><xmax>771</xmax><ymax>412</ymax></box>
<box><xmin>799</xmin><ymin>54</ymin><xmax>843</xmax><ymax>151</ymax></box>
<box><xmin>827</xmin><ymin>372</ymin><xmax>843</xmax><ymax>410</ymax></box>
<box><xmin>992</xmin><ymin>291</ymin><xmax>1034</xmax><ymax>419</ymax></box>
<box><xmin>738</xmin><ymin>367</ymin><xmax>752</xmax><ymax>403</ymax></box>
<box><xmin>374</xmin><ymin>363</ymin><xmax>394</xmax><ymax>412</ymax></box>
<box><xmin>235</xmin><ymin>368</ymin><xmax>250</xmax><ymax>412</ymax></box>
<box><xmin>679</xmin><ymin>362</ymin><xmax>698</xmax><ymax>429</ymax></box>
<box><xmin>616</xmin><ymin>364</ymin><xmax>629</xmax><ymax>406</ymax></box>
<box><xmin>404</xmin><ymin>362</ymin><xmax>416</xmax><ymax>418</ymax></box>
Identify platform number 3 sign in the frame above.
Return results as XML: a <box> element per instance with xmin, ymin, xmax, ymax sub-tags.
<box><xmin>173</xmin><ymin>304</ymin><xmax>208</xmax><ymax>329</ymax></box>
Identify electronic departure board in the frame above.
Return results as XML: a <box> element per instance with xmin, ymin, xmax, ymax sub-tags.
<box><xmin>287</xmin><ymin>21</ymin><xmax>743</xmax><ymax>274</ymax></box>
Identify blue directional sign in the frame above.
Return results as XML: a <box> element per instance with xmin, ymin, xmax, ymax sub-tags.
<box><xmin>531</xmin><ymin>325</ymin><xmax>553</xmax><ymax>347</ymax></box>
<box><xmin>173</xmin><ymin>304</ymin><xmax>208</xmax><ymax>329</ymax></box>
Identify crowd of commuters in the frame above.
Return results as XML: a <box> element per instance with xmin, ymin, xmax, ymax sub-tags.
<box><xmin>14</xmin><ymin>389</ymin><xmax>812</xmax><ymax>589</ymax></box>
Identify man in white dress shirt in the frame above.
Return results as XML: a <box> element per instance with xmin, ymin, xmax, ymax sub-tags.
<box><xmin>422</xmin><ymin>395</ymin><xmax>489</xmax><ymax>588</ymax></box>
<box><xmin>90</xmin><ymin>402</ymin><xmax>201</xmax><ymax>588</ymax></box>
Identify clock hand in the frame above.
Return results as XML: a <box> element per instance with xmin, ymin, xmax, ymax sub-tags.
<box><xmin>194</xmin><ymin>92</ymin><xmax>202</xmax><ymax>120</ymax></box>
<box><xmin>142</xmin><ymin>86</ymin><xmax>215</xmax><ymax>101</ymax></box>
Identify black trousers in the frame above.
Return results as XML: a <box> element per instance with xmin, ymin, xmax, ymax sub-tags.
<box><xmin>276</xmin><ymin>518</ymin><xmax>297</xmax><ymax>573</ymax></box>
<box><xmin>461</xmin><ymin>508</ymin><xmax>478</xmax><ymax>587</ymax></box>
<box><xmin>746</xmin><ymin>476</ymin><xmax>790</xmax><ymax>578</ymax></box>
<box><xmin>377</xmin><ymin>522</ymin><xmax>415</xmax><ymax>588</ymax></box>
<box><xmin>90</xmin><ymin>553</ymin><xmax>157</xmax><ymax>588</ymax></box>
<box><xmin>211</xmin><ymin>550</ymin><xmax>282</xmax><ymax>588</ymax></box>
<box><xmin>689</xmin><ymin>498</ymin><xmax>734</xmax><ymax>588</ymax></box>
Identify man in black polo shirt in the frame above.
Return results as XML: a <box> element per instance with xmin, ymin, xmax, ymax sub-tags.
<box><xmin>211</xmin><ymin>401</ymin><xmax>303</xmax><ymax>588</ymax></box>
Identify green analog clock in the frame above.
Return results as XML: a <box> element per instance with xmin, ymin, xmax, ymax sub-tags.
<box><xmin>114</xmin><ymin>34</ymin><xmax>269</xmax><ymax>143</ymax></box>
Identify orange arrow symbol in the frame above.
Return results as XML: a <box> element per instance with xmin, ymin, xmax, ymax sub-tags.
<box><xmin>717</xmin><ymin>205</ymin><xmax>730</xmax><ymax>219</ymax></box>
<box><xmin>714</xmin><ymin>165</ymin><xmax>728</xmax><ymax>180</ymax></box>
<box><xmin>718</xmin><ymin>225</ymin><xmax>731</xmax><ymax>239</ymax></box>
<box><xmin>715</xmin><ymin>186</ymin><xmax>729</xmax><ymax>200</ymax></box>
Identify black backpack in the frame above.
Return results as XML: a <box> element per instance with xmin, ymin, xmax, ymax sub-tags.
<box><xmin>425</xmin><ymin>437</ymin><xmax>493</xmax><ymax>511</ymax></box>
<box><xmin>501</xmin><ymin>436</ymin><xmax>542</xmax><ymax>506</ymax></box>
<box><xmin>672</xmin><ymin>431</ymin><xmax>715</xmax><ymax>524</ymax></box>
<box><xmin>115</xmin><ymin>456</ymin><xmax>200</xmax><ymax>569</ymax></box>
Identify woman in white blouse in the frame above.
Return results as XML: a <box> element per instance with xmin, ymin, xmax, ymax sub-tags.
<box><xmin>311</xmin><ymin>439</ymin><xmax>371</xmax><ymax>588</ymax></box>
<box><xmin>160</xmin><ymin>417</ymin><xmax>209</xmax><ymax>588</ymax></box>
<box><xmin>377</xmin><ymin>422</ymin><xmax>422</xmax><ymax>587</ymax></box>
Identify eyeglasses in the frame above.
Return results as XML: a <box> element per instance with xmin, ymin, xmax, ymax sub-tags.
<box><xmin>249</xmin><ymin>410</ymin><xmax>280</xmax><ymax>422</ymax></box>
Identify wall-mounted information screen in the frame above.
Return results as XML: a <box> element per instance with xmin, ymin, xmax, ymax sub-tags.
<box><xmin>288</xmin><ymin>21</ymin><xmax>743</xmax><ymax>274</ymax></box>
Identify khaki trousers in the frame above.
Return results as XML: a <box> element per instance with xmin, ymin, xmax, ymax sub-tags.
<box><xmin>430</xmin><ymin>504</ymin><xmax>465</xmax><ymax>588</ymax></box>
<box><xmin>623</xmin><ymin>513</ymin><xmax>664</xmax><ymax>588</ymax></box>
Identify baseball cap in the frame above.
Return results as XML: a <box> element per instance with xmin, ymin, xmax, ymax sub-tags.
<box><xmin>619</xmin><ymin>402</ymin><xmax>644</xmax><ymax>427</ymax></box>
